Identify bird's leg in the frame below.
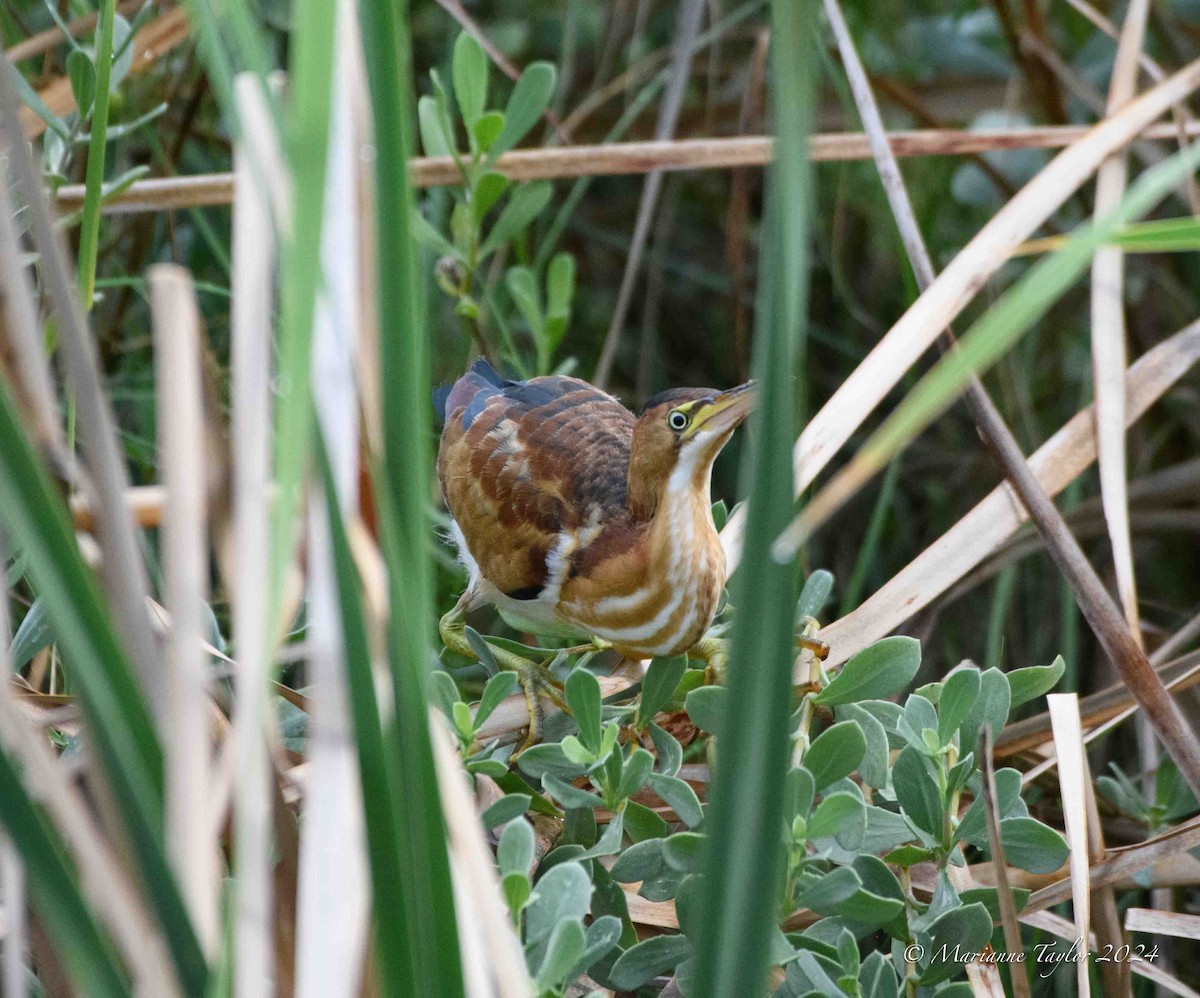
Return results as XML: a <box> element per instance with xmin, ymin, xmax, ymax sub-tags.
<box><xmin>438</xmin><ymin>597</ymin><xmax>567</xmax><ymax>750</ymax></box>
<box><xmin>691</xmin><ymin>618</ymin><xmax>829</xmax><ymax>687</ymax></box>
<box><xmin>691</xmin><ymin>635</ymin><xmax>730</xmax><ymax>686</ymax></box>
<box><xmin>795</xmin><ymin>615</ymin><xmax>830</xmax><ymax>662</ymax></box>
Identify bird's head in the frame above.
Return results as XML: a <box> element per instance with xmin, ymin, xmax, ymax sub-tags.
<box><xmin>627</xmin><ymin>382</ymin><xmax>756</xmax><ymax>521</ymax></box>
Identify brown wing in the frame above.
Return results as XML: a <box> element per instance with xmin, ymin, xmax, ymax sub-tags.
<box><xmin>436</xmin><ymin>364</ymin><xmax>634</xmax><ymax>598</ymax></box>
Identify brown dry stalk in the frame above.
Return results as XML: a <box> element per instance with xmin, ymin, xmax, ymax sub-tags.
<box><xmin>52</xmin><ymin>121</ymin><xmax>1200</xmax><ymax>216</ymax></box>
<box><xmin>1025</xmin><ymin>817</ymin><xmax>1200</xmax><ymax>915</ymax></box>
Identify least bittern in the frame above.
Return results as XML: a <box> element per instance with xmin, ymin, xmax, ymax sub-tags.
<box><xmin>434</xmin><ymin>360</ymin><xmax>824</xmax><ymax>744</ymax></box>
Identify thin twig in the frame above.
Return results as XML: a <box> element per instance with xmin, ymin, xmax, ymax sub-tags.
<box><xmin>52</xmin><ymin>122</ymin><xmax>1200</xmax><ymax>216</ymax></box>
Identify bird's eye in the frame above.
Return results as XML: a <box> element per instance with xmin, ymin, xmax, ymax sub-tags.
<box><xmin>668</xmin><ymin>409</ymin><xmax>690</xmax><ymax>432</ymax></box>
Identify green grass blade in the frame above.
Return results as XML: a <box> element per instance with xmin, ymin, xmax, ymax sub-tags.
<box><xmin>266</xmin><ymin>0</ymin><xmax>337</xmax><ymax>632</ymax></box>
<box><xmin>75</xmin><ymin>0</ymin><xmax>115</xmax><ymax>309</ymax></box>
<box><xmin>0</xmin><ymin>746</ymin><xmax>128</xmax><ymax>998</ymax></box>
<box><xmin>0</xmin><ymin>379</ymin><xmax>208</xmax><ymax>996</ymax></box>
<box><xmin>358</xmin><ymin>0</ymin><xmax>465</xmax><ymax>992</ymax></box>
<box><xmin>693</xmin><ymin>2</ymin><xmax>813</xmax><ymax>996</ymax></box>
<box><xmin>316</xmin><ymin>433</ymin><xmax>409</xmax><ymax>997</ymax></box>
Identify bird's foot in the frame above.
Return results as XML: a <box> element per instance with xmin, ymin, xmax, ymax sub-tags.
<box><xmin>438</xmin><ymin>602</ymin><xmax>567</xmax><ymax>751</ymax></box>
<box><xmin>795</xmin><ymin>615</ymin><xmax>830</xmax><ymax>661</ymax></box>
<box><xmin>691</xmin><ymin>635</ymin><xmax>730</xmax><ymax>686</ymax></box>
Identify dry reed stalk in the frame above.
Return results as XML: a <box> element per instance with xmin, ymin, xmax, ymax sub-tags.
<box><xmin>294</xmin><ymin>7</ymin><xmax>370</xmax><ymax>994</ymax></box>
<box><xmin>51</xmin><ymin>122</ymin><xmax>1200</xmax><ymax>215</ymax></box>
<box><xmin>979</xmin><ymin>729</ymin><xmax>1032</xmax><ymax>998</ymax></box>
<box><xmin>1021</xmin><ymin>910</ymin><xmax>1200</xmax><ymax>998</ymax></box>
<box><xmin>1025</xmin><ymin>817</ymin><xmax>1200</xmax><ymax>915</ymax></box>
<box><xmin>1125</xmin><ymin>909</ymin><xmax>1200</xmax><ymax>939</ymax></box>
<box><xmin>1090</xmin><ymin>0</ymin><xmax>1150</xmax><ymax>646</ymax></box>
<box><xmin>1046</xmin><ymin>695</ymin><xmax>1095</xmax><ymax>998</ymax></box>
<box><xmin>430</xmin><ymin>720</ymin><xmax>533</xmax><ymax>998</ymax></box>
<box><xmin>0</xmin><ymin>833</ymin><xmax>25</xmax><ymax>997</ymax></box>
<box><xmin>722</xmin><ymin>56</ymin><xmax>1200</xmax><ymax>571</ymax></box>
<box><xmin>0</xmin><ymin>157</ymin><xmax>64</xmax><ymax>457</ymax></box>
<box><xmin>0</xmin><ymin>588</ymin><xmax>181</xmax><ymax>996</ymax></box>
<box><xmin>0</xmin><ymin>51</ymin><xmax>163</xmax><ymax>717</ymax></box>
<box><xmin>814</xmin><ymin>321</ymin><xmax>1200</xmax><ymax>669</ymax></box>
<box><xmin>149</xmin><ymin>265</ymin><xmax>220</xmax><ymax>956</ymax></box>
<box><xmin>230</xmin><ymin>72</ymin><xmax>278</xmax><ymax>998</ymax></box>
<box><xmin>997</xmin><ymin>649</ymin><xmax>1200</xmax><ymax>758</ymax></box>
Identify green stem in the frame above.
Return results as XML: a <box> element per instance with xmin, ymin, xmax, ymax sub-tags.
<box><xmin>75</xmin><ymin>0</ymin><xmax>116</xmax><ymax>310</ymax></box>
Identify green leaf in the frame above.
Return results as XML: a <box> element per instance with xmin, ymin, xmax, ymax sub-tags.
<box><xmin>1006</xmin><ymin>655</ymin><xmax>1065</xmax><ymax>708</ymax></box>
<box><xmin>481</xmin><ymin>793</ymin><xmax>530</xmax><ymax>828</ymax></box>
<box><xmin>804</xmin><ymin>721</ymin><xmax>866</xmax><ymax>790</ymax></box>
<box><xmin>570</xmin><ymin>915</ymin><xmax>623</xmax><ymax>980</ymax></box>
<box><xmin>648</xmin><ymin>721</ymin><xmax>683</xmax><ymax>778</ymax></box>
<box><xmin>610</xmin><ymin>839</ymin><xmax>666</xmax><ymax>883</ymax></box>
<box><xmin>798</xmin><ymin>867</ymin><xmax>862</xmax><ymax>914</ymax></box>
<box><xmin>543</xmin><ymin>774</ymin><xmax>604</xmax><ymax>810</ymax></box>
<box><xmin>892</xmin><ymin>746</ymin><xmax>944</xmax><ymax>839</ymax></box>
<box><xmin>833</xmin><ymin>888</ymin><xmax>905</xmax><ymax>927</ymax></box>
<box><xmin>814</xmin><ymin>636</ymin><xmax>921</xmax><ymax>706</ymax></box>
<box><xmin>475</xmin><ymin>670</ymin><xmax>519</xmax><ymax>729</ymax></box>
<box><xmin>959</xmin><ymin>668</ymin><xmax>1011</xmax><ymax>752</ymax></box>
<box><xmin>108</xmin><ymin>13</ymin><xmax>135</xmax><ymax>90</ymax></box>
<box><xmin>471</xmin><ymin>110</ymin><xmax>505</xmax><ymax>152</ymax></box>
<box><xmin>610</xmin><ymin>935</ymin><xmax>694</xmax><ymax>991</ymax></box>
<box><xmin>471</xmin><ymin>171</ymin><xmax>509</xmax><ymax>224</ymax></box>
<box><xmin>479</xmin><ymin>180</ymin><xmax>552</xmax><ymax>259</ymax></box>
<box><xmin>797</xmin><ymin>569</ymin><xmax>834</xmax><ymax>619</ymax></box>
<box><xmin>624</xmin><ymin>799</ymin><xmax>670</xmax><ymax>842</ymax></box>
<box><xmin>566</xmin><ymin>667</ymin><xmax>603</xmax><ymax>752</ymax></box>
<box><xmin>999</xmin><ymin>817</ymin><xmax>1069</xmax><ymax>874</ymax></box>
<box><xmin>859</xmin><ymin>951</ymin><xmax>899</xmax><ymax>998</ymax></box>
<box><xmin>959</xmin><ymin>886</ymin><xmax>1029</xmax><ymax>921</ymax></box>
<box><xmin>451</xmin><ymin>31</ymin><xmax>488</xmax><ymax>128</ymax></box>
<box><xmin>920</xmin><ymin>902</ymin><xmax>993</xmax><ymax>985</ymax></box>
<box><xmin>884</xmin><ymin>845</ymin><xmax>936</xmax><ymax>867</ymax></box>
<box><xmin>67</xmin><ymin>50</ymin><xmax>96</xmax><ymax>118</ymax></box>
<box><xmin>497</xmin><ymin>816</ymin><xmax>535</xmax><ymax>876</ymax></box>
<box><xmin>9</xmin><ymin>597</ymin><xmax>53</xmax><ymax>669</ymax></box>
<box><xmin>617</xmin><ymin>748</ymin><xmax>655</xmax><ymax>801</ymax></box>
<box><xmin>648</xmin><ymin>773</ymin><xmax>703</xmax><ymax>828</ymax></box>
<box><xmin>663</xmin><ymin>832</ymin><xmax>705</xmax><ymax>873</ymax></box>
<box><xmin>639</xmin><ymin>656</ymin><xmax>687</xmax><ymax>728</ymax></box>
<box><xmin>685</xmin><ymin>684</ymin><xmax>726</xmax><ymax>734</ymax></box>
<box><xmin>427</xmin><ymin>670</ymin><xmax>461</xmax><ymax>720</ymax></box>
<box><xmin>417</xmin><ymin>94</ymin><xmax>453</xmax><ymax>157</ymax></box>
<box><xmin>526</xmin><ymin>861</ymin><xmax>593</xmax><ymax>945</ymax></box>
<box><xmin>505</xmin><ymin>265</ymin><xmax>542</xmax><ymax>340</ymax></box>
<box><xmin>411</xmin><ymin>210</ymin><xmax>464</xmax><ymax>262</ymax></box>
<box><xmin>486</xmin><ymin>62</ymin><xmax>556</xmax><ymax>161</ymax></box>
<box><xmin>544</xmin><ymin>251</ymin><xmax>576</xmax><ymax>350</ymax></box>
<box><xmin>501</xmin><ymin>871</ymin><xmax>531</xmax><ymax>918</ymax></box>
<box><xmin>6</xmin><ymin>62</ymin><xmax>69</xmax><ymax>139</ymax></box>
<box><xmin>809</xmin><ymin>791</ymin><xmax>867</xmax><ymax>849</ymax></box>
<box><xmin>836</xmin><ymin>703</ymin><xmax>889</xmax><ymax>789</ymax></box>
<box><xmin>534</xmin><ymin>918</ymin><xmax>586</xmax><ymax>992</ymax></box>
<box><xmin>937</xmin><ymin>667</ymin><xmax>980</xmax><ymax>745</ymax></box>
<box><xmin>579</xmin><ymin>811</ymin><xmax>625</xmax><ymax>859</ymax></box>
